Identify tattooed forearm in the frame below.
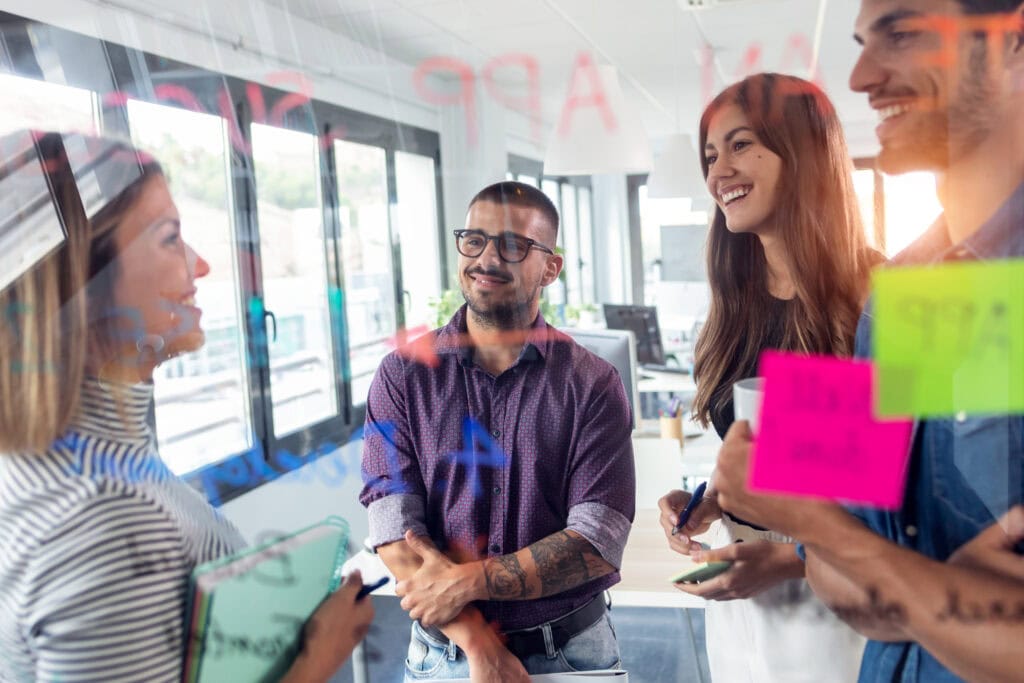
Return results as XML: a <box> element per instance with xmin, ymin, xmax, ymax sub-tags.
<box><xmin>528</xmin><ymin>531</ymin><xmax>613</xmax><ymax>597</ymax></box>
<box><xmin>484</xmin><ymin>554</ymin><xmax>529</xmax><ymax>599</ymax></box>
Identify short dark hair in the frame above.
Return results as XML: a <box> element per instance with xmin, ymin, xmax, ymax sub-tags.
<box><xmin>955</xmin><ymin>0</ymin><xmax>1023</xmax><ymax>13</ymax></box>
<box><xmin>468</xmin><ymin>181</ymin><xmax>559</xmax><ymax>239</ymax></box>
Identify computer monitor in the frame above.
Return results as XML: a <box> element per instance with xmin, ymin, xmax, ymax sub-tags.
<box><xmin>562</xmin><ymin>327</ymin><xmax>641</xmax><ymax>429</ymax></box>
<box><xmin>602</xmin><ymin>304</ymin><xmax>666</xmax><ymax>366</ymax></box>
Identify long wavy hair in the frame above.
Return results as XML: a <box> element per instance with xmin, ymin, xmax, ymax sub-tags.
<box><xmin>691</xmin><ymin>73</ymin><xmax>877</xmax><ymax>427</ymax></box>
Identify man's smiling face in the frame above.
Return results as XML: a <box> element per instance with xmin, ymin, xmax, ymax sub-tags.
<box><xmin>850</xmin><ymin>0</ymin><xmax>1011</xmax><ymax>173</ymax></box>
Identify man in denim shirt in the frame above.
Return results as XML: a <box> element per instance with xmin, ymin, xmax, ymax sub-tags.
<box><xmin>709</xmin><ymin>1</ymin><xmax>1024</xmax><ymax>681</ymax></box>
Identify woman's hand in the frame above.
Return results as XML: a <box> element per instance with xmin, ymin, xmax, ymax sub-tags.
<box><xmin>658</xmin><ymin>489</ymin><xmax>723</xmax><ymax>555</ymax></box>
<box><xmin>281</xmin><ymin>570</ymin><xmax>376</xmax><ymax>683</ymax></box>
<box><xmin>673</xmin><ymin>541</ymin><xmax>805</xmax><ymax>601</ymax></box>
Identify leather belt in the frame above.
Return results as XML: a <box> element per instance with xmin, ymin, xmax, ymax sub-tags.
<box><xmin>505</xmin><ymin>596</ymin><xmax>607</xmax><ymax>658</ymax></box>
<box><xmin>424</xmin><ymin>596</ymin><xmax>607</xmax><ymax>659</ymax></box>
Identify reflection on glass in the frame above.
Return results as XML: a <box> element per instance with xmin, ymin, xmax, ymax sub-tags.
<box><xmin>252</xmin><ymin>124</ymin><xmax>339</xmax><ymax>435</ymax></box>
<box><xmin>334</xmin><ymin>139</ymin><xmax>394</xmax><ymax>407</ymax></box>
<box><xmin>0</xmin><ymin>73</ymin><xmax>97</xmax><ymax>136</ymax></box>
<box><xmin>128</xmin><ymin>99</ymin><xmax>253</xmax><ymax>474</ymax></box>
<box><xmin>395</xmin><ymin>151</ymin><xmax>441</xmax><ymax>333</ymax></box>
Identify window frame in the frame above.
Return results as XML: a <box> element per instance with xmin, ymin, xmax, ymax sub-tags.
<box><xmin>506</xmin><ymin>155</ymin><xmax>596</xmax><ymax>306</ymax></box>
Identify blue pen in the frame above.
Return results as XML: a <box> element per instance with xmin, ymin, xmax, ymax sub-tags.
<box><xmin>356</xmin><ymin>576</ymin><xmax>389</xmax><ymax>600</ymax></box>
<box><xmin>671</xmin><ymin>481</ymin><xmax>707</xmax><ymax>536</ymax></box>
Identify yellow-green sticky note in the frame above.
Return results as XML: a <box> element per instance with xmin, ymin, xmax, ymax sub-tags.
<box><xmin>873</xmin><ymin>259</ymin><xmax>1024</xmax><ymax>418</ymax></box>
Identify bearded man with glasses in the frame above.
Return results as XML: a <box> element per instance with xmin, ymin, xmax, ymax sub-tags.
<box><xmin>360</xmin><ymin>181</ymin><xmax>635</xmax><ymax>681</ymax></box>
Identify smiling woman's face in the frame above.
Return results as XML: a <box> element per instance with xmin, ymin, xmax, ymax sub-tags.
<box><xmin>703</xmin><ymin>103</ymin><xmax>784</xmax><ymax>236</ymax></box>
<box><xmin>108</xmin><ymin>174</ymin><xmax>210</xmax><ymax>364</ymax></box>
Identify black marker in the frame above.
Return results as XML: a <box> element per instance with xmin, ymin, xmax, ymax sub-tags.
<box><xmin>357</xmin><ymin>576</ymin><xmax>389</xmax><ymax>600</ymax></box>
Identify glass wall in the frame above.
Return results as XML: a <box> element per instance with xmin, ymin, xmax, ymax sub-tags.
<box><xmin>0</xmin><ymin>15</ymin><xmax>444</xmax><ymax>502</ymax></box>
<box><xmin>0</xmin><ymin>72</ymin><xmax>98</xmax><ymax>134</ymax></box>
<box><xmin>127</xmin><ymin>99</ymin><xmax>253</xmax><ymax>474</ymax></box>
<box><xmin>252</xmin><ymin>124</ymin><xmax>341</xmax><ymax>435</ymax></box>
<box><xmin>334</xmin><ymin>138</ymin><xmax>393</xmax><ymax>407</ymax></box>
<box><xmin>509</xmin><ymin>158</ymin><xmax>597</xmax><ymax>313</ymax></box>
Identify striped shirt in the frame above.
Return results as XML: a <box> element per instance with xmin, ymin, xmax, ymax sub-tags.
<box><xmin>0</xmin><ymin>379</ymin><xmax>245</xmax><ymax>682</ymax></box>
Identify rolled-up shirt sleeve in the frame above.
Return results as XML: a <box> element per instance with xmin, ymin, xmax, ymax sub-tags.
<box><xmin>565</xmin><ymin>365</ymin><xmax>636</xmax><ymax>569</ymax></box>
<box><xmin>360</xmin><ymin>352</ymin><xmax>428</xmax><ymax>547</ymax></box>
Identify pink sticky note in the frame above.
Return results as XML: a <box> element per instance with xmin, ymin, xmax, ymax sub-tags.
<box><xmin>750</xmin><ymin>352</ymin><xmax>914</xmax><ymax>509</ymax></box>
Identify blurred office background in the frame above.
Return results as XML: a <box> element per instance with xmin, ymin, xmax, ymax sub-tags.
<box><xmin>0</xmin><ymin>1</ymin><xmax>944</xmax><ymax>680</ymax></box>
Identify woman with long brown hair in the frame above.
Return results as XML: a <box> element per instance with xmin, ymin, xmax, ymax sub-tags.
<box><xmin>658</xmin><ymin>73</ymin><xmax>882</xmax><ymax>681</ymax></box>
<box><xmin>0</xmin><ymin>131</ymin><xmax>373</xmax><ymax>681</ymax></box>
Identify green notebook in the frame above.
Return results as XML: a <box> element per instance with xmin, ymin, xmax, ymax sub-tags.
<box><xmin>183</xmin><ymin>517</ymin><xmax>350</xmax><ymax>683</ymax></box>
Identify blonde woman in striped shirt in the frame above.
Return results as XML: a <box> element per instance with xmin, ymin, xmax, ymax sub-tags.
<box><xmin>0</xmin><ymin>131</ymin><xmax>373</xmax><ymax>682</ymax></box>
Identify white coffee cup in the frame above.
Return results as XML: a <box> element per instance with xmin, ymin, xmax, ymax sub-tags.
<box><xmin>733</xmin><ymin>377</ymin><xmax>764</xmax><ymax>433</ymax></box>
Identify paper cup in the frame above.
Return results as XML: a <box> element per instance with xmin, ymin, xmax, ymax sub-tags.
<box><xmin>733</xmin><ymin>377</ymin><xmax>764</xmax><ymax>433</ymax></box>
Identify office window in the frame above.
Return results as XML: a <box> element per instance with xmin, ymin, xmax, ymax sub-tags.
<box><xmin>334</xmin><ymin>138</ymin><xmax>394</xmax><ymax>407</ymax></box>
<box><xmin>852</xmin><ymin>168</ymin><xmax>878</xmax><ymax>249</ymax></box>
<box><xmin>0</xmin><ymin>13</ymin><xmax>445</xmax><ymax>502</ymax></box>
<box><xmin>578</xmin><ymin>186</ymin><xmax>595</xmax><ymax>304</ymax></box>
<box><xmin>252</xmin><ymin>124</ymin><xmax>341</xmax><ymax>435</ymax></box>
<box><xmin>542</xmin><ymin>179</ymin><xmax>562</xmax><ymax>251</ymax></box>
<box><xmin>0</xmin><ymin>72</ymin><xmax>98</xmax><ymax>135</ymax></box>
<box><xmin>637</xmin><ymin>184</ymin><xmax>709</xmax><ymax>307</ymax></box>
<box><xmin>561</xmin><ymin>183</ymin><xmax>581</xmax><ymax>306</ymax></box>
<box><xmin>882</xmin><ymin>172</ymin><xmax>942</xmax><ymax>256</ymax></box>
<box><xmin>127</xmin><ymin>99</ymin><xmax>253</xmax><ymax>475</ymax></box>
<box><xmin>395</xmin><ymin>150</ymin><xmax>442</xmax><ymax>334</ymax></box>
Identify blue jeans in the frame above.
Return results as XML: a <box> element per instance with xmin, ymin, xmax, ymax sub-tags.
<box><xmin>403</xmin><ymin>612</ymin><xmax>622</xmax><ymax>680</ymax></box>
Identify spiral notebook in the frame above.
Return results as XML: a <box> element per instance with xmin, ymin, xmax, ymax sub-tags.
<box><xmin>183</xmin><ymin>517</ymin><xmax>350</xmax><ymax>683</ymax></box>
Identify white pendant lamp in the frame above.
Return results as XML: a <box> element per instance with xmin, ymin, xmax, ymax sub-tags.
<box><xmin>646</xmin><ymin>133</ymin><xmax>707</xmax><ymax>199</ymax></box>
<box><xmin>544</xmin><ymin>64</ymin><xmax>652</xmax><ymax>176</ymax></box>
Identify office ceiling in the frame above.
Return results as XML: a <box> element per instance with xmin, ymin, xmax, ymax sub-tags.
<box><xmin>258</xmin><ymin>0</ymin><xmax>879</xmax><ymax>156</ymax></box>
<box><xmin>176</xmin><ymin>0</ymin><xmax>885</xmax><ymax>157</ymax></box>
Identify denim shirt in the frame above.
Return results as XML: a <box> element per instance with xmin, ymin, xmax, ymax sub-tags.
<box><xmin>850</xmin><ymin>183</ymin><xmax>1024</xmax><ymax>683</ymax></box>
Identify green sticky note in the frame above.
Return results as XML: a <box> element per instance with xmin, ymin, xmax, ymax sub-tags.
<box><xmin>873</xmin><ymin>259</ymin><xmax>1024</xmax><ymax>418</ymax></box>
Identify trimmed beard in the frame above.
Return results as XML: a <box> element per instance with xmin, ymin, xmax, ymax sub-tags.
<box><xmin>461</xmin><ymin>284</ymin><xmax>541</xmax><ymax>330</ymax></box>
<box><xmin>878</xmin><ymin>37</ymin><xmax>998</xmax><ymax>175</ymax></box>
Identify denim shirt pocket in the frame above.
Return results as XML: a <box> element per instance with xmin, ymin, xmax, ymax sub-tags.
<box><xmin>931</xmin><ymin>416</ymin><xmax>1021</xmax><ymax>535</ymax></box>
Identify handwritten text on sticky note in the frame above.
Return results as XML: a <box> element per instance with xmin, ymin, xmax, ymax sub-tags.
<box><xmin>873</xmin><ymin>260</ymin><xmax>1024</xmax><ymax>418</ymax></box>
<box><xmin>750</xmin><ymin>352</ymin><xmax>914</xmax><ymax>509</ymax></box>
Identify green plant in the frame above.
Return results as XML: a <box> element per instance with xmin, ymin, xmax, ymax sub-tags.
<box><xmin>426</xmin><ymin>289</ymin><xmax>464</xmax><ymax>328</ymax></box>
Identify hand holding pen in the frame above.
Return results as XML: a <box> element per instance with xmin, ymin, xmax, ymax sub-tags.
<box><xmin>672</xmin><ymin>481</ymin><xmax>707</xmax><ymax>536</ymax></box>
<box><xmin>658</xmin><ymin>482</ymin><xmax>722</xmax><ymax>555</ymax></box>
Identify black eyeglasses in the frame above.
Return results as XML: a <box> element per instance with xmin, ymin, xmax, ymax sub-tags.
<box><xmin>453</xmin><ymin>229</ymin><xmax>555</xmax><ymax>263</ymax></box>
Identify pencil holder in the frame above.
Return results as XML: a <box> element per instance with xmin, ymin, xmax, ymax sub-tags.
<box><xmin>659</xmin><ymin>414</ymin><xmax>684</xmax><ymax>449</ymax></box>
